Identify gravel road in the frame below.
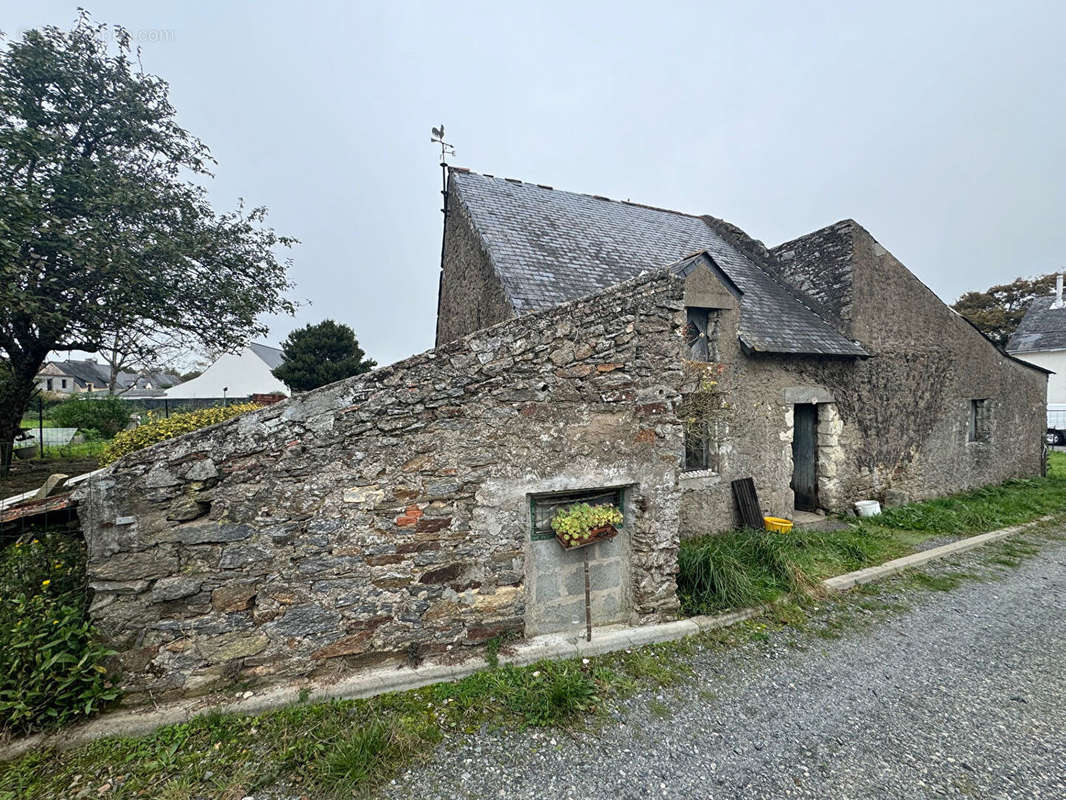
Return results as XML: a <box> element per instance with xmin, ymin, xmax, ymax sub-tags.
<box><xmin>382</xmin><ymin>532</ymin><xmax>1066</xmax><ymax>800</ymax></box>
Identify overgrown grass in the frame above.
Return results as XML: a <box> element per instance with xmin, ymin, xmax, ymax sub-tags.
<box><xmin>678</xmin><ymin>526</ymin><xmax>910</xmax><ymax>615</ymax></box>
<box><xmin>0</xmin><ymin>651</ymin><xmax>683</xmax><ymax>800</ymax></box>
<box><xmin>678</xmin><ymin>453</ymin><xmax>1066</xmax><ymax>615</ymax></box>
<box><xmin>870</xmin><ymin>451</ymin><xmax>1066</xmax><ymax>534</ymax></box>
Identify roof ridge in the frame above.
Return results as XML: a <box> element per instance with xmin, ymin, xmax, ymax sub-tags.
<box><xmin>449</xmin><ymin>167</ymin><xmax>702</xmax><ymax>220</ymax></box>
<box><xmin>698</xmin><ymin>216</ymin><xmax>862</xmax><ymax>348</ymax></box>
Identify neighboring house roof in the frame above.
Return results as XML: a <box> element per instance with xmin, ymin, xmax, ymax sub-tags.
<box><xmin>163</xmin><ymin>344</ymin><xmax>288</xmax><ymax>400</ymax></box>
<box><xmin>55</xmin><ymin>359</ymin><xmax>109</xmax><ymax>388</ymax></box>
<box><xmin>1006</xmin><ymin>296</ymin><xmax>1066</xmax><ymax>354</ymax></box>
<box><xmin>449</xmin><ymin>170</ymin><xmax>867</xmax><ymax>357</ymax></box>
<box><xmin>247</xmin><ymin>342</ymin><xmax>284</xmax><ymax>370</ymax></box>
<box><xmin>37</xmin><ymin>359</ymin><xmax>181</xmax><ymax>392</ymax></box>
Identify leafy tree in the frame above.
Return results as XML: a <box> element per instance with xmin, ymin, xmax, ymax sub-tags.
<box><xmin>951</xmin><ymin>274</ymin><xmax>1059</xmax><ymax>348</ymax></box>
<box><xmin>0</xmin><ymin>15</ymin><xmax>295</xmax><ymax>473</ymax></box>
<box><xmin>273</xmin><ymin>320</ymin><xmax>376</xmax><ymax>392</ymax></box>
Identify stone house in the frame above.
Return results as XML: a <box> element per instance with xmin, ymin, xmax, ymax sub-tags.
<box><xmin>77</xmin><ymin>170</ymin><xmax>1045</xmax><ymax>702</ymax></box>
<box><xmin>437</xmin><ymin>170</ymin><xmax>1047</xmax><ymax>532</ymax></box>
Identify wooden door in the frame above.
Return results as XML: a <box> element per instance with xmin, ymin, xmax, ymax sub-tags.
<box><xmin>792</xmin><ymin>404</ymin><xmax>818</xmax><ymax>512</ymax></box>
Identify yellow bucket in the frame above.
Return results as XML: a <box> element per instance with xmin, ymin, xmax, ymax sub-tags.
<box><xmin>763</xmin><ymin>516</ymin><xmax>793</xmax><ymax>533</ymax></box>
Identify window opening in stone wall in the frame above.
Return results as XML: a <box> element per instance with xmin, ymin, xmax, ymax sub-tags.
<box><xmin>529</xmin><ymin>487</ymin><xmax>625</xmax><ymax>541</ymax></box>
<box><xmin>969</xmin><ymin>398</ymin><xmax>990</xmax><ymax>442</ymax></box>
<box><xmin>684</xmin><ymin>421</ymin><xmax>720</xmax><ymax>473</ymax></box>
<box><xmin>684</xmin><ymin>307</ymin><xmax>720</xmax><ymax>362</ymax></box>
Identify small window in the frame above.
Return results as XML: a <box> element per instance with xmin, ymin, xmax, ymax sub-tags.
<box><xmin>684</xmin><ymin>422</ymin><xmax>720</xmax><ymax>473</ymax></box>
<box><xmin>529</xmin><ymin>487</ymin><xmax>625</xmax><ymax>541</ymax></box>
<box><xmin>87</xmin><ymin>383</ymin><xmax>93</xmax><ymax>391</ymax></box>
<box><xmin>684</xmin><ymin>308</ymin><xmax>720</xmax><ymax>362</ymax></box>
<box><xmin>61</xmin><ymin>378</ymin><xmax>67</xmax><ymax>389</ymax></box>
<box><xmin>969</xmin><ymin>399</ymin><xmax>990</xmax><ymax>442</ymax></box>
<box><xmin>46</xmin><ymin>379</ymin><xmax>53</xmax><ymax>391</ymax></box>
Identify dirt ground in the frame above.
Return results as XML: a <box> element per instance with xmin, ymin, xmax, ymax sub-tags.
<box><xmin>0</xmin><ymin>457</ymin><xmax>99</xmax><ymax>499</ymax></box>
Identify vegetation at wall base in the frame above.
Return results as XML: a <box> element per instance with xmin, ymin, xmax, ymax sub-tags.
<box><xmin>3</xmin><ymin>512</ymin><xmax>1064</xmax><ymax>798</ymax></box>
<box><xmin>677</xmin><ymin>452</ymin><xmax>1066</xmax><ymax>615</ymax></box>
<box><xmin>0</xmin><ymin>532</ymin><xmax>119</xmax><ymax>737</ymax></box>
<box><xmin>0</xmin><ymin>655</ymin><xmax>622</xmax><ymax>799</ymax></box>
<box><xmin>99</xmin><ymin>403</ymin><xmax>260</xmax><ymax>465</ymax></box>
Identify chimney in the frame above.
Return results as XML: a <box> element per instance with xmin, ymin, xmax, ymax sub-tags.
<box><xmin>1054</xmin><ymin>274</ymin><xmax>1065</xmax><ymax>310</ymax></box>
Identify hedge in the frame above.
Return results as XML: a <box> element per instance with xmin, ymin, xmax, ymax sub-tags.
<box><xmin>99</xmin><ymin>403</ymin><xmax>260</xmax><ymax>465</ymax></box>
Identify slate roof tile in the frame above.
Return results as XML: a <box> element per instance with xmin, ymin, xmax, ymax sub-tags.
<box><xmin>1007</xmin><ymin>296</ymin><xmax>1066</xmax><ymax>353</ymax></box>
<box><xmin>451</xmin><ymin>171</ymin><xmax>866</xmax><ymax>357</ymax></box>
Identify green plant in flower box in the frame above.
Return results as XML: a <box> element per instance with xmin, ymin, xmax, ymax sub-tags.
<box><xmin>550</xmin><ymin>503</ymin><xmax>623</xmax><ymax>548</ymax></box>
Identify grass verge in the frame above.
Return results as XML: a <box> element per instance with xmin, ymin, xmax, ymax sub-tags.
<box><xmin>677</xmin><ymin>452</ymin><xmax>1066</xmax><ymax>615</ymax></box>
<box><xmin>0</xmin><ymin>648</ymin><xmax>695</xmax><ymax>800</ymax></box>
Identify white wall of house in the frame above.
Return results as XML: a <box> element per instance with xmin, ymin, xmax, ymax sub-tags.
<box><xmin>1012</xmin><ymin>349</ymin><xmax>1066</xmax><ymax>404</ymax></box>
<box><xmin>36</xmin><ymin>374</ymin><xmax>87</xmax><ymax>394</ymax></box>
<box><xmin>163</xmin><ymin>346</ymin><xmax>288</xmax><ymax>400</ymax></box>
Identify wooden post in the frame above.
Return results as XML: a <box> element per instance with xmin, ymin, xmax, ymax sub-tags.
<box><xmin>583</xmin><ymin>547</ymin><xmax>592</xmax><ymax>642</ymax></box>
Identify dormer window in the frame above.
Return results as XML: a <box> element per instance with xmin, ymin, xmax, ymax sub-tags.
<box><xmin>684</xmin><ymin>307</ymin><xmax>720</xmax><ymax>362</ymax></box>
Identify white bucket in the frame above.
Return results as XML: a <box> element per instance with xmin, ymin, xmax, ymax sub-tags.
<box><xmin>854</xmin><ymin>499</ymin><xmax>881</xmax><ymax>518</ymax></box>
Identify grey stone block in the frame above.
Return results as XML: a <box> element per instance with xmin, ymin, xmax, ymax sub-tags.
<box><xmin>164</xmin><ymin>523</ymin><xmax>253</xmax><ymax>545</ymax></box>
<box><xmin>535</xmin><ymin>575</ymin><xmax>560</xmax><ymax>604</ymax></box>
<box><xmin>589</xmin><ymin>563</ymin><xmax>621</xmax><ymax>592</ymax></box>
<box><xmin>219</xmin><ymin>543</ymin><xmax>273</xmax><ymax>570</ymax></box>
<box><xmin>150</xmin><ymin>576</ymin><xmax>203</xmax><ymax>603</ymax></box>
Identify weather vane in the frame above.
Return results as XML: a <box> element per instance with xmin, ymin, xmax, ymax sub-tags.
<box><xmin>431</xmin><ymin>124</ymin><xmax>455</xmax><ymax>165</ymax></box>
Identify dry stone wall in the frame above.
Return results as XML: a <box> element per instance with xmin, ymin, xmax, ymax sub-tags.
<box><xmin>77</xmin><ymin>271</ymin><xmax>686</xmax><ymax>703</ymax></box>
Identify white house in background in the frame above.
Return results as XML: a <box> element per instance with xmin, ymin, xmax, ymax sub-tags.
<box><xmin>163</xmin><ymin>343</ymin><xmax>288</xmax><ymax>401</ymax></box>
<box><xmin>35</xmin><ymin>358</ymin><xmax>180</xmax><ymax>396</ymax></box>
<box><xmin>1007</xmin><ymin>274</ymin><xmax>1066</xmax><ymax>436</ymax></box>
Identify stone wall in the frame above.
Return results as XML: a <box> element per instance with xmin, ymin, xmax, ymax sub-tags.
<box><xmin>77</xmin><ymin>271</ymin><xmax>686</xmax><ymax>703</ymax></box>
<box><xmin>434</xmin><ymin>173</ymin><xmax>516</xmax><ymax>346</ymax></box>
<box><xmin>770</xmin><ymin>221</ymin><xmax>855</xmax><ymax>336</ymax></box>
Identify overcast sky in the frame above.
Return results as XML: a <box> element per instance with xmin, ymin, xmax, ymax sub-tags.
<box><xmin>7</xmin><ymin>1</ymin><xmax>1066</xmax><ymax>366</ymax></box>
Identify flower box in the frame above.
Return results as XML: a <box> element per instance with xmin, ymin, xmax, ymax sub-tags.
<box><xmin>554</xmin><ymin>523</ymin><xmax>618</xmax><ymax>551</ymax></box>
<box><xmin>550</xmin><ymin>502</ymin><xmax>623</xmax><ymax>551</ymax></box>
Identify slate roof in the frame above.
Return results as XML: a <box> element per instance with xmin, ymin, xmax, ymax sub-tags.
<box><xmin>450</xmin><ymin>171</ymin><xmax>867</xmax><ymax>357</ymax></box>
<box><xmin>1007</xmin><ymin>296</ymin><xmax>1066</xmax><ymax>353</ymax></box>
<box><xmin>44</xmin><ymin>359</ymin><xmax>180</xmax><ymax>392</ymax></box>
<box><xmin>56</xmin><ymin>359</ymin><xmax>109</xmax><ymax>388</ymax></box>
<box><xmin>248</xmin><ymin>342</ymin><xmax>284</xmax><ymax>369</ymax></box>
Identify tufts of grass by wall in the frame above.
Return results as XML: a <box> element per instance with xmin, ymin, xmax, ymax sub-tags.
<box><xmin>868</xmin><ymin>452</ymin><xmax>1066</xmax><ymax>534</ymax></box>
<box><xmin>0</xmin><ymin>653</ymin><xmax>666</xmax><ymax>800</ymax></box>
<box><xmin>678</xmin><ymin>452</ymin><xmax>1066</xmax><ymax>616</ymax></box>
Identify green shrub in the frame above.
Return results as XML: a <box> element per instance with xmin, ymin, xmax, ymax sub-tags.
<box><xmin>50</xmin><ymin>395</ymin><xmax>131</xmax><ymax>438</ymax></box>
<box><xmin>99</xmin><ymin>403</ymin><xmax>260</xmax><ymax>465</ymax></box>
<box><xmin>0</xmin><ymin>533</ymin><xmax>120</xmax><ymax>735</ymax></box>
